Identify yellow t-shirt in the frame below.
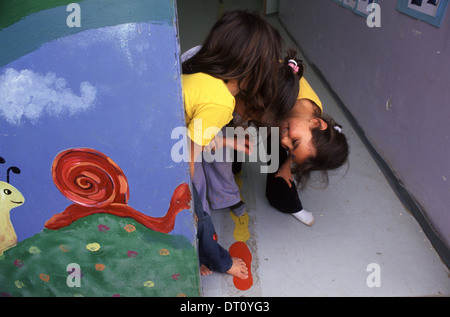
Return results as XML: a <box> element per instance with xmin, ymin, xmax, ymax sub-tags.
<box><xmin>182</xmin><ymin>72</ymin><xmax>235</xmax><ymax>146</ymax></box>
<box><xmin>298</xmin><ymin>77</ymin><xmax>323</xmax><ymax>115</ymax></box>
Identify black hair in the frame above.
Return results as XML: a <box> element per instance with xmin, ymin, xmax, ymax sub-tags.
<box><xmin>292</xmin><ymin>114</ymin><xmax>349</xmax><ymax>188</ymax></box>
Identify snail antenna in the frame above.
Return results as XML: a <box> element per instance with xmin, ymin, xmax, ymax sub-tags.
<box><xmin>0</xmin><ymin>157</ymin><xmax>5</xmax><ymax>182</ymax></box>
<box><xmin>7</xmin><ymin>166</ymin><xmax>21</xmax><ymax>184</ymax></box>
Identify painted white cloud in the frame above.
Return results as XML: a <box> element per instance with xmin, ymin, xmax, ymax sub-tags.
<box><xmin>0</xmin><ymin>68</ymin><xmax>96</xmax><ymax>125</ymax></box>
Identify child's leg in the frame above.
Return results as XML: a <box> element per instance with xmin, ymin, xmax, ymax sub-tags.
<box><xmin>266</xmin><ymin>172</ymin><xmax>303</xmax><ymax>213</ymax></box>
<box><xmin>203</xmin><ymin>147</ymin><xmax>245</xmax><ymax>216</ymax></box>
<box><xmin>265</xmin><ymin>173</ymin><xmax>314</xmax><ymax>225</ymax></box>
<box><xmin>192</xmin><ymin>161</ymin><xmax>212</xmax><ymax>214</ymax></box>
<box><xmin>192</xmin><ymin>184</ymin><xmax>233</xmax><ymax>273</ymax></box>
<box><xmin>193</xmin><ymin>185</ymin><xmax>248</xmax><ymax>278</ymax></box>
<box><xmin>265</xmin><ymin>136</ymin><xmax>315</xmax><ymax>226</ymax></box>
<box><xmin>232</xmin><ymin>158</ymin><xmax>242</xmax><ymax>175</ymax></box>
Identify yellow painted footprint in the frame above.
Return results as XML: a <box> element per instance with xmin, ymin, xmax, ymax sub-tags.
<box><xmin>234</xmin><ymin>171</ymin><xmax>245</xmax><ymax>202</ymax></box>
<box><xmin>230</xmin><ymin>211</ymin><xmax>250</xmax><ymax>242</ymax></box>
<box><xmin>234</xmin><ymin>171</ymin><xmax>243</xmax><ymax>189</ymax></box>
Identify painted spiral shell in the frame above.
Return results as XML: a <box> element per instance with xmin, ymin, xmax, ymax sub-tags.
<box><xmin>52</xmin><ymin>148</ymin><xmax>129</xmax><ymax>207</ymax></box>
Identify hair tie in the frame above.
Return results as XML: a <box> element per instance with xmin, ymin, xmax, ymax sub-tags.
<box><xmin>334</xmin><ymin>126</ymin><xmax>342</xmax><ymax>133</ymax></box>
<box><xmin>288</xmin><ymin>59</ymin><xmax>299</xmax><ymax>74</ymax></box>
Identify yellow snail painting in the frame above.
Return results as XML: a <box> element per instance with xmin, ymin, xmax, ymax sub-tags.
<box><xmin>0</xmin><ymin>157</ymin><xmax>24</xmax><ymax>256</ymax></box>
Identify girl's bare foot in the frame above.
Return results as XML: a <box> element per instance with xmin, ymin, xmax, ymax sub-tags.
<box><xmin>226</xmin><ymin>257</ymin><xmax>249</xmax><ymax>279</ymax></box>
<box><xmin>200</xmin><ymin>264</ymin><xmax>212</xmax><ymax>276</ymax></box>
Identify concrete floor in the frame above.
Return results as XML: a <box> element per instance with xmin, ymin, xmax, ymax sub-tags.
<box><xmin>177</xmin><ymin>0</ymin><xmax>450</xmax><ymax>297</ymax></box>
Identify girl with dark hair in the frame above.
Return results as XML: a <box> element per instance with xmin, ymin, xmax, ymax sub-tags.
<box><xmin>200</xmin><ymin>50</ymin><xmax>305</xmax><ymax>221</ymax></box>
<box><xmin>183</xmin><ymin>10</ymin><xmax>283</xmax><ymax>123</ymax></box>
<box><xmin>265</xmin><ymin>76</ymin><xmax>349</xmax><ymax>226</ymax></box>
<box><xmin>181</xmin><ymin>10</ymin><xmax>284</xmax><ymax>280</ymax></box>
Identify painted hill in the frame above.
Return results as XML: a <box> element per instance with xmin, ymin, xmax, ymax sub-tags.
<box><xmin>0</xmin><ymin>213</ymin><xmax>200</xmax><ymax>297</ymax></box>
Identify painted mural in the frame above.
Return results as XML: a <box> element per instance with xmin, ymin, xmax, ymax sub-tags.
<box><xmin>0</xmin><ymin>0</ymin><xmax>200</xmax><ymax>296</ymax></box>
<box><xmin>0</xmin><ymin>157</ymin><xmax>24</xmax><ymax>256</ymax></box>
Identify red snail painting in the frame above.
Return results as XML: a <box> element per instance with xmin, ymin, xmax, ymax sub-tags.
<box><xmin>0</xmin><ymin>157</ymin><xmax>24</xmax><ymax>256</ymax></box>
<box><xmin>45</xmin><ymin>148</ymin><xmax>191</xmax><ymax>233</ymax></box>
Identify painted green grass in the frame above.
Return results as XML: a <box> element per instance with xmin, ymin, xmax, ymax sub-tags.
<box><xmin>0</xmin><ymin>214</ymin><xmax>200</xmax><ymax>297</ymax></box>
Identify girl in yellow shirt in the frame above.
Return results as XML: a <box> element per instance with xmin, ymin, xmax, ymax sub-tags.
<box><xmin>202</xmin><ymin>50</ymin><xmax>307</xmax><ymax>220</ymax></box>
<box><xmin>181</xmin><ymin>11</ymin><xmax>290</xmax><ymax>281</ymax></box>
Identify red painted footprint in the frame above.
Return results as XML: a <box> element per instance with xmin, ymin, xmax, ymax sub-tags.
<box><xmin>229</xmin><ymin>241</ymin><xmax>253</xmax><ymax>291</ymax></box>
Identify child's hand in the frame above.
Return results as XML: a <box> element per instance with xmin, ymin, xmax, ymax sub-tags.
<box><xmin>230</xmin><ymin>135</ymin><xmax>254</xmax><ymax>156</ymax></box>
<box><xmin>203</xmin><ymin>137</ymin><xmax>222</xmax><ymax>153</ymax></box>
<box><xmin>204</xmin><ymin>135</ymin><xmax>254</xmax><ymax>156</ymax></box>
<box><xmin>275</xmin><ymin>156</ymin><xmax>294</xmax><ymax>188</ymax></box>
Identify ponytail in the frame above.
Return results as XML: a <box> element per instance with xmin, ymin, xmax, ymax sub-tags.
<box><xmin>265</xmin><ymin>49</ymin><xmax>305</xmax><ymax>126</ymax></box>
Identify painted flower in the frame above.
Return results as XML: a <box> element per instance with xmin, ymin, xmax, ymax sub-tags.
<box><xmin>127</xmin><ymin>250</ymin><xmax>138</xmax><ymax>258</ymax></box>
<box><xmin>14</xmin><ymin>280</ymin><xmax>25</xmax><ymax>289</ymax></box>
<box><xmin>98</xmin><ymin>224</ymin><xmax>110</xmax><ymax>232</ymax></box>
<box><xmin>159</xmin><ymin>248</ymin><xmax>170</xmax><ymax>256</ymax></box>
<box><xmin>39</xmin><ymin>273</ymin><xmax>50</xmax><ymax>283</ymax></box>
<box><xmin>59</xmin><ymin>244</ymin><xmax>70</xmax><ymax>252</ymax></box>
<box><xmin>143</xmin><ymin>280</ymin><xmax>155</xmax><ymax>288</ymax></box>
<box><xmin>86</xmin><ymin>243</ymin><xmax>101</xmax><ymax>252</ymax></box>
<box><xmin>28</xmin><ymin>246</ymin><xmax>41</xmax><ymax>254</ymax></box>
<box><xmin>124</xmin><ymin>224</ymin><xmax>136</xmax><ymax>233</ymax></box>
<box><xmin>95</xmin><ymin>263</ymin><xmax>105</xmax><ymax>271</ymax></box>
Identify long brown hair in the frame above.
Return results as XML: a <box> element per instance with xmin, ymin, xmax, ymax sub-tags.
<box><xmin>268</xmin><ymin>49</ymin><xmax>305</xmax><ymax>125</ymax></box>
<box><xmin>182</xmin><ymin>10</ymin><xmax>283</xmax><ymax>122</ymax></box>
<box><xmin>247</xmin><ymin>49</ymin><xmax>305</xmax><ymax>128</ymax></box>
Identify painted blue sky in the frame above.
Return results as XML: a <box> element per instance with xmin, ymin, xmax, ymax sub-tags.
<box><xmin>0</xmin><ymin>22</ymin><xmax>193</xmax><ymax>242</ymax></box>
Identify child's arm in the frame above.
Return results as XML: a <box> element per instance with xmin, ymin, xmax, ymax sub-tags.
<box><xmin>204</xmin><ymin>134</ymin><xmax>253</xmax><ymax>156</ymax></box>
<box><xmin>188</xmin><ymin>138</ymin><xmax>204</xmax><ymax>177</ymax></box>
<box><xmin>190</xmin><ymin>133</ymin><xmax>253</xmax><ymax>177</ymax></box>
<box><xmin>275</xmin><ymin>155</ymin><xmax>294</xmax><ymax>188</ymax></box>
